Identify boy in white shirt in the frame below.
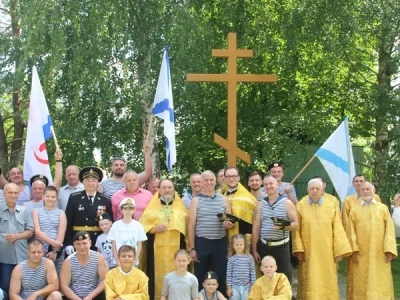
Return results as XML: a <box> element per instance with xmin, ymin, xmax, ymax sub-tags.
<box><xmin>108</xmin><ymin>198</ymin><xmax>147</xmax><ymax>266</ymax></box>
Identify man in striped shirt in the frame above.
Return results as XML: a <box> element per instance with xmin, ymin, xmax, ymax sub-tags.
<box><xmin>9</xmin><ymin>239</ymin><xmax>62</xmax><ymax>300</ymax></box>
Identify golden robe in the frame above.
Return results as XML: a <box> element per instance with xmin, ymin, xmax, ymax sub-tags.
<box><xmin>105</xmin><ymin>267</ymin><xmax>149</xmax><ymax>300</ymax></box>
<box><xmin>346</xmin><ymin>201</ymin><xmax>397</xmax><ymax>300</ymax></box>
<box><xmin>224</xmin><ymin>183</ymin><xmax>257</xmax><ymax>241</ymax></box>
<box><xmin>248</xmin><ymin>273</ymin><xmax>292</xmax><ymax>300</ymax></box>
<box><xmin>139</xmin><ymin>192</ymin><xmax>188</xmax><ymax>300</ymax></box>
<box><xmin>342</xmin><ymin>193</ymin><xmax>381</xmax><ymax>227</ymax></box>
<box><xmin>292</xmin><ymin>198</ymin><xmax>352</xmax><ymax>300</ymax></box>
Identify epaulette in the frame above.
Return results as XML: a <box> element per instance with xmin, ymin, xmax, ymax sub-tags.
<box><xmin>71</xmin><ymin>191</ymin><xmax>83</xmax><ymax>196</ymax></box>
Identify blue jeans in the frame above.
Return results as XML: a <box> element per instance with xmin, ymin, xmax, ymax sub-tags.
<box><xmin>0</xmin><ymin>262</ymin><xmax>17</xmax><ymax>300</ymax></box>
<box><xmin>194</xmin><ymin>236</ymin><xmax>228</xmax><ymax>296</ymax></box>
<box><xmin>229</xmin><ymin>284</ymin><xmax>250</xmax><ymax>300</ymax></box>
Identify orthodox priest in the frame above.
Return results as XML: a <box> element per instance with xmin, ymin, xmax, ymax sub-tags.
<box><xmin>140</xmin><ymin>179</ymin><xmax>188</xmax><ymax>300</ymax></box>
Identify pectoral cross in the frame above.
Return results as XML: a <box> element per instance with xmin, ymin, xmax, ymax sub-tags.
<box><xmin>162</xmin><ymin>204</ymin><xmax>173</xmax><ymax>224</ymax></box>
<box><xmin>187</xmin><ymin>32</ymin><xmax>278</xmax><ymax>166</ymax></box>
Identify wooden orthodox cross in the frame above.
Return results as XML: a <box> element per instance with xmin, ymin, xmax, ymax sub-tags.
<box><xmin>187</xmin><ymin>33</ymin><xmax>278</xmax><ymax>167</ymax></box>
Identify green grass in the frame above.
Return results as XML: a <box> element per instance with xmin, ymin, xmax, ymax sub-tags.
<box><xmin>337</xmin><ymin>238</ymin><xmax>400</xmax><ymax>299</ymax></box>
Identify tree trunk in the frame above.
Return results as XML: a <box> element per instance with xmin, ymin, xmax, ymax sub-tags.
<box><xmin>374</xmin><ymin>6</ymin><xmax>396</xmax><ymax>204</ymax></box>
<box><xmin>9</xmin><ymin>0</ymin><xmax>25</xmax><ymax>168</ymax></box>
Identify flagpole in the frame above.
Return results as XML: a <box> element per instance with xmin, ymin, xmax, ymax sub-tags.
<box><xmin>290</xmin><ymin>155</ymin><xmax>316</xmax><ymax>184</ymax></box>
<box><xmin>50</xmin><ymin>127</ymin><xmax>60</xmax><ymax>150</ymax></box>
<box><xmin>146</xmin><ymin>114</ymin><xmax>154</xmax><ymax>143</ymax></box>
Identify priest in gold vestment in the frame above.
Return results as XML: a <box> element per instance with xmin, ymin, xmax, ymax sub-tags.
<box><xmin>140</xmin><ymin>179</ymin><xmax>188</xmax><ymax>300</ymax></box>
<box><xmin>223</xmin><ymin>167</ymin><xmax>257</xmax><ymax>242</ymax></box>
<box><xmin>293</xmin><ymin>179</ymin><xmax>352</xmax><ymax>300</ymax></box>
<box><xmin>346</xmin><ymin>181</ymin><xmax>397</xmax><ymax>300</ymax></box>
<box><xmin>342</xmin><ymin>174</ymin><xmax>382</xmax><ymax>226</ymax></box>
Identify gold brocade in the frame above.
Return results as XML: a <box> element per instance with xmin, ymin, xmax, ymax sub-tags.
<box><xmin>224</xmin><ymin>183</ymin><xmax>257</xmax><ymax>240</ymax></box>
<box><xmin>105</xmin><ymin>267</ymin><xmax>149</xmax><ymax>300</ymax></box>
<box><xmin>342</xmin><ymin>193</ymin><xmax>382</xmax><ymax>227</ymax></box>
<box><xmin>346</xmin><ymin>201</ymin><xmax>397</xmax><ymax>300</ymax></box>
<box><xmin>139</xmin><ymin>192</ymin><xmax>188</xmax><ymax>300</ymax></box>
<box><xmin>247</xmin><ymin>273</ymin><xmax>292</xmax><ymax>300</ymax></box>
<box><xmin>292</xmin><ymin>199</ymin><xmax>352</xmax><ymax>300</ymax></box>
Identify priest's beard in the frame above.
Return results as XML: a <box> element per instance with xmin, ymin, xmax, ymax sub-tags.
<box><xmin>163</xmin><ymin>194</ymin><xmax>174</xmax><ymax>204</ymax></box>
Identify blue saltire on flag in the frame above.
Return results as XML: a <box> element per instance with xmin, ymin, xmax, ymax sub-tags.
<box><xmin>152</xmin><ymin>49</ymin><xmax>176</xmax><ymax>172</ymax></box>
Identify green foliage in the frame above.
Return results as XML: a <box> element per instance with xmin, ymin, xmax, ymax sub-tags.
<box><xmin>0</xmin><ymin>0</ymin><xmax>399</xmax><ymax>197</ymax></box>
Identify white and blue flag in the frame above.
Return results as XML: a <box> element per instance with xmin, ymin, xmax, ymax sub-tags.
<box><xmin>152</xmin><ymin>49</ymin><xmax>176</xmax><ymax>172</ymax></box>
<box><xmin>315</xmin><ymin>117</ymin><xmax>356</xmax><ymax>202</ymax></box>
<box><xmin>23</xmin><ymin>66</ymin><xmax>53</xmax><ymax>184</ymax></box>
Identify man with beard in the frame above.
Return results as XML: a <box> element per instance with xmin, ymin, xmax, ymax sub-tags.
<box><xmin>248</xmin><ymin>171</ymin><xmax>265</xmax><ymax>201</ymax></box>
<box><xmin>223</xmin><ymin>167</ymin><xmax>257</xmax><ymax>242</ymax></box>
<box><xmin>182</xmin><ymin>173</ymin><xmax>202</xmax><ymax>209</ymax></box>
<box><xmin>140</xmin><ymin>179</ymin><xmax>188</xmax><ymax>300</ymax></box>
<box><xmin>110</xmin><ymin>171</ymin><xmax>153</xmax><ymax>221</ymax></box>
<box><xmin>99</xmin><ymin>143</ymin><xmax>152</xmax><ymax>199</ymax></box>
<box><xmin>346</xmin><ymin>181</ymin><xmax>397</xmax><ymax>300</ymax></box>
<box><xmin>342</xmin><ymin>174</ymin><xmax>382</xmax><ymax>226</ymax></box>
<box><xmin>65</xmin><ymin>167</ymin><xmax>113</xmax><ymax>254</ymax></box>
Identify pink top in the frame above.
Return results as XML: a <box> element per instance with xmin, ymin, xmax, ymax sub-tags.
<box><xmin>111</xmin><ymin>188</ymin><xmax>153</xmax><ymax>221</ymax></box>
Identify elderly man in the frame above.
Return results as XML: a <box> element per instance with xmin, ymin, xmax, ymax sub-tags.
<box><xmin>248</xmin><ymin>170</ymin><xmax>265</xmax><ymax>201</ymax></box>
<box><xmin>0</xmin><ymin>183</ymin><xmax>33</xmax><ymax>299</ymax></box>
<box><xmin>60</xmin><ymin>231</ymin><xmax>108</xmax><ymax>300</ymax></box>
<box><xmin>99</xmin><ymin>144</ymin><xmax>152</xmax><ymax>199</ymax></box>
<box><xmin>188</xmin><ymin>170</ymin><xmax>233</xmax><ymax>296</ymax></box>
<box><xmin>342</xmin><ymin>174</ymin><xmax>382</xmax><ymax>225</ymax></box>
<box><xmin>59</xmin><ymin>165</ymin><xmax>84</xmax><ymax>211</ymax></box>
<box><xmin>65</xmin><ymin>167</ymin><xmax>112</xmax><ymax>254</ymax></box>
<box><xmin>0</xmin><ymin>168</ymin><xmax>31</xmax><ymax>205</ymax></box>
<box><xmin>293</xmin><ymin>179</ymin><xmax>352</xmax><ymax>300</ymax></box>
<box><xmin>111</xmin><ymin>171</ymin><xmax>153</xmax><ymax>221</ymax></box>
<box><xmin>346</xmin><ymin>181</ymin><xmax>397</xmax><ymax>299</ymax></box>
<box><xmin>9</xmin><ymin>239</ymin><xmax>62</xmax><ymax>300</ymax></box>
<box><xmin>140</xmin><ymin>179</ymin><xmax>188</xmax><ymax>300</ymax></box>
<box><xmin>23</xmin><ymin>174</ymin><xmax>49</xmax><ymax>214</ymax></box>
<box><xmin>252</xmin><ymin>176</ymin><xmax>298</xmax><ymax>282</ymax></box>
<box><xmin>268</xmin><ymin>162</ymin><xmax>297</xmax><ymax>204</ymax></box>
<box><xmin>146</xmin><ymin>177</ymin><xmax>160</xmax><ymax>195</ymax></box>
<box><xmin>223</xmin><ymin>167</ymin><xmax>257</xmax><ymax>241</ymax></box>
<box><xmin>182</xmin><ymin>173</ymin><xmax>202</xmax><ymax>209</ymax></box>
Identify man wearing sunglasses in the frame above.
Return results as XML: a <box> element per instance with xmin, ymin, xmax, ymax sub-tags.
<box><xmin>99</xmin><ymin>143</ymin><xmax>152</xmax><ymax>199</ymax></box>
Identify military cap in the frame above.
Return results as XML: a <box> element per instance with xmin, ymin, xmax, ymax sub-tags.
<box><xmin>29</xmin><ymin>174</ymin><xmax>49</xmax><ymax>187</ymax></box>
<box><xmin>217</xmin><ymin>213</ymin><xmax>240</xmax><ymax>223</ymax></box>
<box><xmin>119</xmin><ymin>197</ymin><xmax>136</xmax><ymax>208</ymax></box>
<box><xmin>203</xmin><ymin>271</ymin><xmax>218</xmax><ymax>281</ymax></box>
<box><xmin>98</xmin><ymin>212</ymin><xmax>112</xmax><ymax>221</ymax></box>
<box><xmin>270</xmin><ymin>217</ymin><xmax>291</xmax><ymax>227</ymax></box>
<box><xmin>79</xmin><ymin>166</ymin><xmax>103</xmax><ymax>182</ymax></box>
<box><xmin>267</xmin><ymin>161</ymin><xmax>283</xmax><ymax>171</ymax></box>
<box><xmin>73</xmin><ymin>231</ymin><xmax>90</xmax><ymax>242</ymax></box>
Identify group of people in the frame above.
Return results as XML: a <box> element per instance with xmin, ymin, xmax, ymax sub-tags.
<box><xmin>0</xmin><ymin>147</ymin><xmax>398</xmax><ymax>300</ymax></box>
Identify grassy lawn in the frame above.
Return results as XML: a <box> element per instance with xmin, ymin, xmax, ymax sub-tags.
<box><xmin>337</xmin><ymin>238</ymin><xmax>400</xmax><ymax>298</ymax></box>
